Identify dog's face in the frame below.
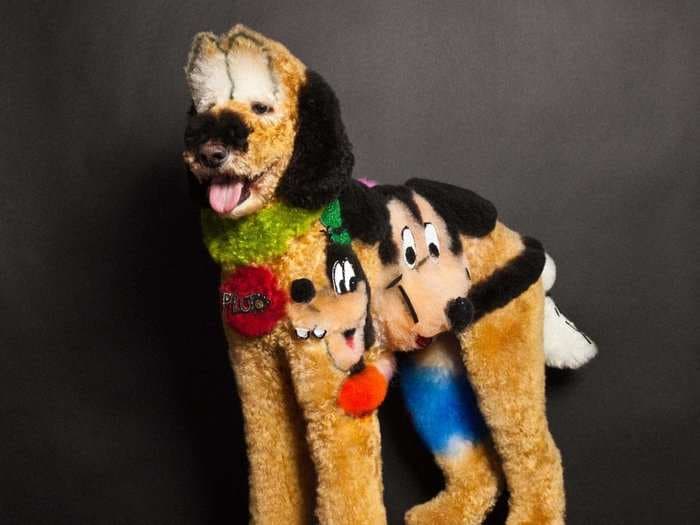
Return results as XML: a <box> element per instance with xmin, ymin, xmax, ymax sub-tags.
<box><xmin>183</xmin><ymin>25</ymin><xmax>353</xmax><ymax>218</ymax></box>
<box><xmin>374</xmin><ymin>193</ymin><xmax>473</xmax><ymax>351</ymax></box>
<box><xmin>287</xmin><ymin>243</ymin><xmax>373</xmax><ymax>372</ymax></box>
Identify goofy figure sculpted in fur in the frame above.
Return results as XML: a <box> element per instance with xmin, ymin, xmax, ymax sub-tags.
<box><xmin>183</xmin><ymin>25</ymin><xmax>596</xmax><ymax>525</ymax></box>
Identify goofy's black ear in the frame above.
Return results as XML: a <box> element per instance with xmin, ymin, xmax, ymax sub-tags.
<box><xmin>276</xmin><ymin>70</ymin><xmax>354</xmax><ymax>209</ymax></box>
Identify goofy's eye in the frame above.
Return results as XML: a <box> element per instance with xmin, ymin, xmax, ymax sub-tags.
<box><xmin>401</xmin><ymin>227</ymin><xmax>417</xmax><ymax>269</ymax></box>
<box><xmin>342</xmin><ymin>259</ymin><xmax>358</xmax><ymax>292</ymax></box>
<box><xmin>251</xmin><ymin>102</ymin><xmax>272</xmax><ymax>115</ymax></box>
<box><xmin>424</xmin><ymin>223</ymin><xmax>440</xmax><ymax>258</ymax></box>
<box><xmin>332</xmin><ymin>258</ymin><xmax>359</xmax><ymax>295</ymax></box>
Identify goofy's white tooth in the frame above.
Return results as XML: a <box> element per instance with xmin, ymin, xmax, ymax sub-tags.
<box><xmin>313</xmin><ymin>327</ymin><xmax>327</xmax><ymax>339</ymax></box>
<box><xmin>295</xmin><ymin>327</ymin><xmax>310</xmax><ymax>339</ymax></box>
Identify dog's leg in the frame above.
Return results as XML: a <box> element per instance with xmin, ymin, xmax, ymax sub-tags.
<box><xmin>224</xmin><ymin>328</ymin><xmax>315</xmax><ymax>525</ymax></box>
<box><xmin>459</xmin><ymin>284</ymin><xmax>566</xmax><ymax>525</ymax></box>
<box><xmin>401</xmin><ymin>335</ymin><xmax>500</xmax><ymax>525</ymax></box>
<box><xmin>282</xmin><ymin>334</ymin><xmax>387</xmax><ymax>525</ymax></box>
<box><xmin>406</xmin><ymin>444</ymin><xmax>500</xmax><ymax>525</ymax></box>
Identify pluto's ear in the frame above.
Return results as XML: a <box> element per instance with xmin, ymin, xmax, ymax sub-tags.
<box><xmin>276</xmin><ymin>70</ymin><xmax>354</xmax><ymax>209</ymax></box>
<box><xmin>186</xmin><ymin>32</ymin><xmax>231</xmax><ymax>113</ymax></box>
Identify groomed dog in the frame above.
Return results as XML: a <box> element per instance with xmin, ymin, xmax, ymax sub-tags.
<box><xmin>183</xmin><ymin>25</ymin><xmax>595</xmax><ymax>524</ymax></box>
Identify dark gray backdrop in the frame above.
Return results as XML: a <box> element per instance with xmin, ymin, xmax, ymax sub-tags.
<box><xmin>1</xmin><ymin>1</ymin><xmax>698</xmax><ymax>524</ymax></box>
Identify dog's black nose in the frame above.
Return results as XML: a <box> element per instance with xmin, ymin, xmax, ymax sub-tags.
<box><xmin>198</xmin><ymin>143</ymin><xmax>228</xmax><ymax>168</ymax></box>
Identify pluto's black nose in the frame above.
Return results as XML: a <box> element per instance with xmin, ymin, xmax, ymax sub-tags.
<box><xmin>198</xmin><ymin>143</ymin><xmax>228</xmax><ymax>168</ymax></box>
<box><xmin>185</xmin><ymin>110</ymin><xmax>251</xmax><ymax>155</ymax></box>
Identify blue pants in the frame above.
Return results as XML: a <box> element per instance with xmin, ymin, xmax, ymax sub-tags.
<box><xmin>400</xmin><ymin>356</ymin><xmax>487</xmax><ymax>455</ymax></box>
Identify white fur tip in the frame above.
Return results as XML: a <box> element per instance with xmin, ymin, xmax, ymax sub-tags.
<box><xmin>542</xmin><ymin>252</ymin><xmax>557</xmax><ymax>292</ymax></box>
<box><xmin>544</xmin><ymin>297</ymin><xmax>598</xmax><ymax>369</ymax></box>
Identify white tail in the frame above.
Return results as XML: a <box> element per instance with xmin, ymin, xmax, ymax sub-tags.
<box><xmin>542</xmin><ymin>253</ymin><xmax>598</xmax><ymax>369</ymax></box>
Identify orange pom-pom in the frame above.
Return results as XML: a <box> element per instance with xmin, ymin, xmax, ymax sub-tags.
<box><xmin>338</xmin><ymin>365</ymin><xmax>389</xmax><ymax>417</ymax></box>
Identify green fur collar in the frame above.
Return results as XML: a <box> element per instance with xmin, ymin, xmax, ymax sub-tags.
<box><xmin>201</xmin><ymin>202</ymin><xmax>321</xmax><ymax>270</ymax></box>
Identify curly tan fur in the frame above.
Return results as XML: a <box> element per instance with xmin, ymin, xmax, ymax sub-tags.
<box><xmin>185</xmin><ymin>24</ymin><xmax>565</xmax><ymax>525</ymax></box>
<box><xmin>459</xmin><ymin>226</ymin><xmax>565</xmax><ymax>525</ymax></box>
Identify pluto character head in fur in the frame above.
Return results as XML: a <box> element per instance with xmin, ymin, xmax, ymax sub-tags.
<box><xmin>183</xmin><ymin>25</ymin><xmax>352</xmax><ymax>218</ymax></box>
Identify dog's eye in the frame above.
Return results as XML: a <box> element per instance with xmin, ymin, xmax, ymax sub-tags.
<box><xmin>401</xmin><ymin>227</ymin><xmax>417</xmax><ymax>269</ymax></box>
<box><xmin>251</xmin><ymin>102</ymin><xmax>273</xmax><ymax>115</ymax></box>
<box><xmin>424</xmin><ymin>222</ymin><xmax>440</xmax><ymax>258</ymax></box>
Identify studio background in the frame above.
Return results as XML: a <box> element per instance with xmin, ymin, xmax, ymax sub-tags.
<box><xmin>1</xmin><ymin>1</ymin><xmax>698</xmax><ymax>524</ymax></box>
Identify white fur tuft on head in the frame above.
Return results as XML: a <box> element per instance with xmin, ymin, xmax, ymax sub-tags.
<box><xmin>186</xmin><ymin>33</ymin><xmax>232</xmax><ymax>113</ymax></box>
<box><xmin>228</xmin><ymin>35</ymin><xmax>278</xmax><ymax>105</ymax></box>
<box><xmin>185</xmin><ymin>28</ymin><xmax>279</xmax><ymax>114</ymax></box>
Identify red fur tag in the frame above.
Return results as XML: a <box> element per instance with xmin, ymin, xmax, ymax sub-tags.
<box><xmin>220</xmin><ymin>266</ymin><xmax>287</xmax><ymax>337</ymax></box>
<box><xmin>338</xmin><ymin>365</ymin><xmax>389</xmax><ymax>417</ymax></box>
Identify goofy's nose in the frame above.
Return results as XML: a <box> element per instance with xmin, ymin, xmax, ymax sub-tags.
<box><xmin>198</xmin><ymin>143</ymin><xmax>228</xmax><ymax>168</ymax></box>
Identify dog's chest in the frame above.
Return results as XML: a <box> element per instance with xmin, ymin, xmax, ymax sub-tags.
<box><xmin>203</xmin><ymin>204</ymin><xmax>326</xmax><ymax>338</ymax></box>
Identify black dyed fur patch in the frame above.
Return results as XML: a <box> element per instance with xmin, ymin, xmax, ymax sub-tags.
<box><xmin>468</xmin><ymin>236</ymin><xmax>545</xmax><ymax>321</ymax></box>
<box><xmin>446</xmin><ymin>297</ymin><xmax>475</xmax><ymax>333</ymax></box>
<box><xmin>373</xmin><ymin>185</ymin><xmax>423</xmax><ymax>224</ymax></box>
<box><xmin>406</xmin><ymin>178</ymin><xmax>497</xmax><ymax>254</ymax></box>
<box><xmin>338</xmin><ymin>183</ymin><xmax>424</xmax><ymax>265</ymax></box>
<box><xmin>290</xmin><ymin>278</ymin><xmax>315</xmax><ymax>303</ymax></box>
<box><xmin>378</xmin><ymin>237</ymin><xmax>398</xmax><ymax>265</ymax></box>
<box><xmin>338</xmin><ymin>180</ymin><xmax>389</xmax><ymax>244</ymax></box>
<box><xmin>184</xmin><ymin>109</ymin><xmax>251</xmax><ymax>151</ymax></box>
<box><xmin>363</xmin><ymin>311</ymin><xmax>376</xmax><ymax>349</ymax></box>
<box><xmin>373</xmin><ymin>184</ymin><xmax>426</xmax><ymax>264</ymax></box>
<box><xmin>349</xmin><ymin>358</ymin><xmax>366</xmax><ymax>376</ymax></box>
<box><xmin>276</xmin><ymin>70</ymin><xmax>354</xmax><ymax>209</ymax></box>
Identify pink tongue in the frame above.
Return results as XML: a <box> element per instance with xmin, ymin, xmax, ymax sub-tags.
<box><xmin>208</xmin><ymin>180</ymin><xmax>243</xmax><ymax>214</ymax></box>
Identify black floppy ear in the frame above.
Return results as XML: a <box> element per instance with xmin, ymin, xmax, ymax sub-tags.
<box><xmin>405</xmin><ymin>178</ymin><xmax>498</xmax><ymax>239</ymax></box>
<box><xmin>276</xmin><ymin>70</ymin><xmax>354</xmax><ymax>209</ymax></box>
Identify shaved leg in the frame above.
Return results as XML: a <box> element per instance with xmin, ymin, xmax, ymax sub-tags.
<box><xmin>459</xmin><ymin>284</ymin><xmax>565</xmax><ymax>525</ymax></box>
